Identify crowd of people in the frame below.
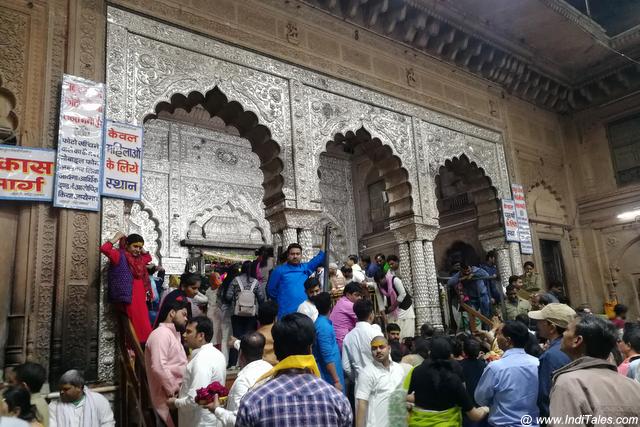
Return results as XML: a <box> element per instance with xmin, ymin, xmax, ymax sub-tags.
<box><xmin>4</xmin><ymin>233</ymin><xmax>640</xmax><ymax>427</ymax></box>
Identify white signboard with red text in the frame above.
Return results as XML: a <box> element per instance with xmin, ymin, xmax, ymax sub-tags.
<box><xmin>53</xmin><ymin>74</ymin><xmax>104</xmax><ymax>211</ymax></box>
<box><xmin>501</xmin><ymin>199</ymin><xmax>520</xmax><ymax>242</ymax></box>
<box><xmin>0</xmin><ymin>145</ymin><xmax>56</xmax><ymax>201</ymax></box>
<box><xmin>511</xmin><ymin>183</ymin><xmax>534</xmax><ymax>254</ymax></box>
<box><xmin>101</xmin><ymin>120</ymin><xmax>143</xmax><ymax>200</ymax></box>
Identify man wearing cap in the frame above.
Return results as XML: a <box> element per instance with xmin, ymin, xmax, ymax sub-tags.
<box><xmin>528</xmin><ymin>303</ymin><xmax>575</xmax><ymax>418</ymax></box>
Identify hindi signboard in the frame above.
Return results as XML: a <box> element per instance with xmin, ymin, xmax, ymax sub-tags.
<box><xmin>53</xmin><ymin>74</ymin><xmax>104</xmax><ymax>211</ymax></box>
<box><xmin>501</xmin><ymin>199</ymin><xmax>520</xmax><ymax>242</ymax></box>
<box><xmin>101</xmin><ymin>120</ymin><xmax>143</xmax><ymax>200</ymax></box>
<box><xmin>511</xmin><ymin>184</ymin><xmax>534</xmax><ymax>254</ymax></box>
<box><xmin>0</xmin><ymin>145</ymin><xmax>56</xmax><ymax>201</ymax></box>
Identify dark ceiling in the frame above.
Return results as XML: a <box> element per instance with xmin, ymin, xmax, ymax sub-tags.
<box><xmin>564</xmin><ymin>0</ymin><xmax>640</xmax><ymax>36</ymax></box>
<box><xmin>300</xmin><ymin>0</ymin><xmax>640</xmax><ymax>112</ymax></box>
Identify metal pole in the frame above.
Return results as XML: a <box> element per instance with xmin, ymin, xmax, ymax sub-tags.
<box><xmin>322</xmin><ymin>225</ymin><xmax>331</xmax><ymax>292</ymax></box>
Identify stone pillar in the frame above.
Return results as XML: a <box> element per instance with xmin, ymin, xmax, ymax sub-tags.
<box><xmin>509</xmin><ymin>243</ymin><xmax>523</xmax><ymax>276</ymax></box>
<box><xmin>282</xmin><ymin>227</ymin><xmax>298</xmax><ymax>248</ymax></box>
<box><xmin>421</xmin><ymin>240</ymin><xmax>444</xmax><ymax>329</ymax></box>
<box><xmin>98</xmin><ymin>199</ymin><xmax>126</xmax><ymax>383</ymax></box>
<box><xmin>409</xmin><ymin>239</ymin><xmax>441</xmax><ymax>330</ymax></box>
<box><xmin>298</xmin><ymin>228</ymin><xmax>314</xmax><ymax>262</ymax></box>
<box><xmin>272</xmin><ymin>232</ymin><xmax>282</xmax><ymax>250</ymax></box>
<box><xmin>50</xmin><ymin>0</ymin><xmax>106</xmax><ymax>383</ymax></box>
<box><xmin>398</xmin><ymin>241</ymin><xmax>412</xmax><ymax>292</ymax></box>
<box><xmin>496</xmin><ymin>246</ymin><xmax>513</xmax><ymax>291</ymax></box>
<box><xmin>481</xmin><ymin>238</ymin><xmax>513</xmax><ymax>292</ymax></box>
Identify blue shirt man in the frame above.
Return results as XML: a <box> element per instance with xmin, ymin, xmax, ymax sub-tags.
<box><xmin>480</xmin><ymin>254</ymin><xmax>503</xmax><ymax>305</ymax></box>
<box><xmin>527</xmin><ymin>303</ymin><xmax>575</xmax><ymax>418</ymax></box>
<box><xmin>314</xmin><ymin>314</ymin><xmax>346</xmax><ymax>391</ymax></box>
<box><xmin>267</xmin><ymin>243</ymin><xmax>325</xmax><ymax>318</ymax></box>
<box><xmin>475</xmin><ymin>321</ymin><xmax>540</xmax><ymax>427</ymax></box>
<box><xmin>448</xmin><ymin>264</ymin><xmax>491</xmax><ymax>311</ymax></box>
<box><xmin>537</xmin><ymin>337</ymin><xmax>569</xmax><ymax>417</ymax></box>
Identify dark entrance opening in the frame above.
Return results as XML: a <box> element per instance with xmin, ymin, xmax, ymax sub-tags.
<box><xmin>540</xmin><ymin>239</ymin><xmax>566</xmax><ymax>292</ymax></box>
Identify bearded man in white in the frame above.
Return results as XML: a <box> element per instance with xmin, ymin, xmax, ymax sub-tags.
<box><xmin>167</xmin><ymin>316</ymin><xmax>226</xmax><ymax>427</ymax></box>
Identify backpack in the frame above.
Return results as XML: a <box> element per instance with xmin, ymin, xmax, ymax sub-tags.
<box><xmin>392</xmin><ymin>276</ymin><xmax>413</xmax><ymax>311</ymax></box>
<box><xmin>234</xmin><ymin>276</ymin><xmax>258</xmax><ymax>317</ymax></box>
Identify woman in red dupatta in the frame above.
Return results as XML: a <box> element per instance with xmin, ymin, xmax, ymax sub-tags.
<box><xmin>100</xmin><ymin>231</ymin><xmax>153</xmax><ymax>343</ymax></box>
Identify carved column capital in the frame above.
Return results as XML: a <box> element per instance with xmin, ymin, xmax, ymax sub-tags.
<box><xmin>480</xmin><ymin>236</ymin><xmax>509</xmax><ymax>253</ymax></box>
<box><xmin>266</xmin><ymin>208</ymin><xmax>324</xmax><ymax>233</ymax></box>
<box><xmin>390</xmin><ymin>220</ymin><xmax>439</xmax><ymax>242</ymax></box>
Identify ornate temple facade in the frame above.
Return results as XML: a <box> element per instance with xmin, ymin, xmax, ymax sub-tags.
<box><xmin>1</xmin><ymin>0</ymin><xmax>639</xmax><ymax>387</ymax></box>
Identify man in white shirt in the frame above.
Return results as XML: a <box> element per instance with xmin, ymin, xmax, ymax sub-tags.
<box><xmin>297</xmin><ymin>277</ymin><xmax>321</xmax><ymax>322</ymax></box>
<box><xmin>386</xmin><ymin>255</ymin><xmax>415</xmax><ymax>338</ymax></box>
<box><xmin>342</xmin><ymin>299</ymin><xmax>382</xmax><ymax>383</ymax></box>
<box><xmin>355</xmin><ymin>336</ymin><xmax>405</xmax><ymax>427</ymax></box>
<box><xmin>168</xmin><ymin>316</ymin><xmax>226</xmax><ymax>427</ymax></box>
<box><xmin>347</xmin><ymin>255</ymin><xmax>366</xmax><ymax>284</ymax></box>
<box><xmin>205</xmin><ymin>332</ymin><xmax>273</xmax><ymax>426</ymax></box>
<box><xmin>48</xmin><ymin>370</ymin><xmax>115</xmax><ymax>427</ymax></box>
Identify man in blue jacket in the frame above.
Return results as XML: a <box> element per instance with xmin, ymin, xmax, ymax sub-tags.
<box><xmin>527</xmin><ymin>303</ymin><xmax>575</xmax><ymax>418</ymax></box>
<box><xmin>267</xmin><ymin>243</ymin><xmax>325</xmax><ymax>318</ymax></box>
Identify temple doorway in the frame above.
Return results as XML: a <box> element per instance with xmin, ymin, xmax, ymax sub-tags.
<box><xmin>433</xmin><ymin>155</ymin><xmax>501</xmax><ymax>330</ymax></box>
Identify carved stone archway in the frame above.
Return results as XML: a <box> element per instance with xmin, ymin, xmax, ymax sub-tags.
<box><xmin>100</xmin><ymin>87</ymin><xmax>285</xmax><ymax>382</ymax></box>
<box><xmin>317</xmin><ymin>127</ymin><xmax>415</xmax><ymax>260</ymax></box>
<box><xmin>435</xmin><ymin>154</ymin><xmax>502</xmax><ymax>239</ymax></box>
<box><xmin>433</xmin><ymin>154</ymin><xmax>512</xmax><ymax>330</ymax></box>
<box><xmin>146</xmin><ymin>87</ymin><xmax>285</xmax><ymax>206</ymax></box>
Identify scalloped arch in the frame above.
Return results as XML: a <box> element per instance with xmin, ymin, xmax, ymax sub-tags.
<box><xmin>528</xmin><ymin>180</ymin><xmax>566</xmax><ymax>208</ymax></box>
<box><xmin>323</xmin><ymin>127</ymin><xmax>414</xmax><ymax>220</ymax></box>
<box><xmin>526</xmin><ymin>181</ymin><xmax>568</xmax><ymax>223</ymax></box>
<box><xmin>434</xmin><ymin>154</ymin><xmax>501</xmax><ymax>234</ymax></box>
<box><xmin>145</xmin><ymin>86</ymin><xmax>285</xmax><ymax>206</ymax></box>
<box><xmin>188</xmin><ymin>201</ymin><xmax>268</xmax><ymax>243</ymax></box>
<box><xmin>128</xmin><ymin>201</ymin><xmax>163</xmax><ymax>260</ymax></box>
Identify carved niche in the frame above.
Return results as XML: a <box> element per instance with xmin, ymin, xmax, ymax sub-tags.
<box><xmin>188</xmin><ymin>202</ymin><xmax>266</xmax><ymax>247</ymax></box>
<box><xmin>128</xmin><ymin>118</ymin><xmax>269</xmax><ymax>272</ymax></box>
<box><xmin>317</xmin><ymin>154</ymin><xmax>358</xmax><ymax>260</ymax></box>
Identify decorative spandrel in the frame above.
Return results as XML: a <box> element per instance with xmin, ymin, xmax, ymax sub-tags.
<box><xmin>421</xmin><ymin>120</ymin><xmax>510</xmax><ymax>199</ymax></box>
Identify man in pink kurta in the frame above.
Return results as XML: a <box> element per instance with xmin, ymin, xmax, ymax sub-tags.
<box><xmin>329</xmin><ymin>282</ymin><xmax>363</xmax><ymax>350</ymax></box>
<box><xmin>145</xmin><ymin>298</ymin><xmax>189</xmax><ymax>427</ymax></box>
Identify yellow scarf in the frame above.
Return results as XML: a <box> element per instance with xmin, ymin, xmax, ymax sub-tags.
<box><xmin>255</xmin><ymin>354</ymin><xmax>320</xmax><ymax>384</ymax></box>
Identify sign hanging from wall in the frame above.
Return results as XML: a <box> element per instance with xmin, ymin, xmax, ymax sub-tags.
<box><xmin>511</xmin><ymin>183</ymin><xmax>534</xmax><ymax>254</ymax></box>
<box><xmin>53</xmin><ymin>74</ymin><xmax>105</xmax><ymax>211</ymax></box>
<box><xmin>501</xmin><ymin>199</ymin><xmax>520</xmax><ymax>242</ymax></box>
<box><xmin>0</xmin><ymin>145</ymin><xmax>56</xmax><ymax>201</ymax></box>
<box><xmin>101</xmin><ymin>120</ymin><xmax>143</xmax><ymax>200</ymax></box>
